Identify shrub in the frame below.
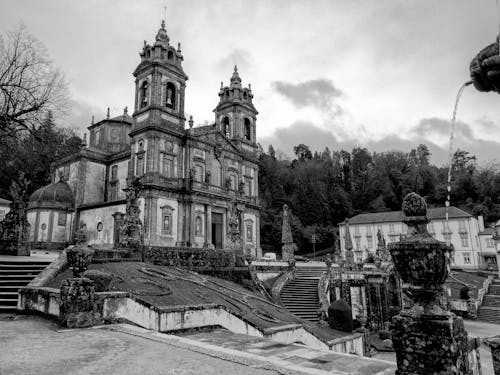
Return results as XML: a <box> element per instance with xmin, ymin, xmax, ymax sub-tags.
<box><xmin>327</xmin><ymin>299</ymin><xmax>353</xmax><ymax>333</ymax></box>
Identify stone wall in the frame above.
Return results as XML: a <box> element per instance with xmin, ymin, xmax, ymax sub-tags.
<box><xmin>18</xmin><ymin>286</ymin><xmax>365</xmax><ymax>355</ymax></box>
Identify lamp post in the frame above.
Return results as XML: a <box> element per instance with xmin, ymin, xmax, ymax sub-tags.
<box><xmin>493</xmin><ymin>220</ymin><xmax>500</xmax><ymax>278</ymax></box>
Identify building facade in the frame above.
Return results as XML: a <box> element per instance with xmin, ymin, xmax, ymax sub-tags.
<box><xmin>339</xmin><ymin>207</ymin><xmax>495</xmax><ymax>270</ymax></box>
<box><xmin>26</xmin><ymin>21</ymin><xmax>261</xmax><ymax>256</ymax></box>
<box><xmin>0</xmin><ymin>198</ymin><xmax>11</xmax><ymax>222</ymax></box>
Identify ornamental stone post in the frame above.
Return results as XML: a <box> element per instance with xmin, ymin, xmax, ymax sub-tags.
<box><xmin>484</xmin><ymin>336</ymin><xmax>500</xmax><ymax>375</ymax></box>
<box><xmin>388</xmin><ymin>193</ymin><xmax>479</xmax><ymax>375</ymax></box>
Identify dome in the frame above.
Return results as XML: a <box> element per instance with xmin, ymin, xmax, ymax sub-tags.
<box><xmin>28</xmin><ymin>181</ymin><xmax>74</xmax><ymax>210</ymax></box>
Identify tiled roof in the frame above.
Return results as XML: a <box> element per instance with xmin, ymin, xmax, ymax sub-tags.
<box><xmin>0</xmin><ymin>197</ymin><xmax>11</xmax><ymax>205</ymax></box>
<box><xmin>343</xmin><ymin>206</ymin><xmax>471</xmax><ymax>225</ymax></box>
<box><xmin>479</xmin><ymin>227</ymin><xmax>494</xmax><ymax>235</ymax></box>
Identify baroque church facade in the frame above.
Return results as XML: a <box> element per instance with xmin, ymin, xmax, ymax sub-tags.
<box><xmin>26</xmin><ymin>21</ymin><xmax>262</xmax><ymax>257</ymax></box>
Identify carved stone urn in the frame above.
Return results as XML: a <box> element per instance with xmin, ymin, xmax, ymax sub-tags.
<box><xmin>388</xmin><ymin>192</ymin><xmax>452</xmax><ymax>317</ymax></box>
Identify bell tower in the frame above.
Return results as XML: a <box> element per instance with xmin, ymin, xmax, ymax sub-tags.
<box><xmin>214</xmin><ymin>66</ymin><xmax>258</xmax><ymax>151</ymax></box>
<box><xmin>132</xmin><ymin>20</ymin><xmax>188</xmax><ymax>131</ymax></box>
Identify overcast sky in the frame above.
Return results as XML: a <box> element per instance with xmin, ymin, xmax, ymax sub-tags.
<box><xmin>2</xmin><ymin>0</ymin><xmax>500</xmax><ymax>165</ymax></box>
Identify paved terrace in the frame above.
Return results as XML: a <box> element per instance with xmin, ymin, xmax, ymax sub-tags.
<box><xmin>0</xmin><ymin>315</ymin><xmax>395</xmax><ymax>375</ymax></box>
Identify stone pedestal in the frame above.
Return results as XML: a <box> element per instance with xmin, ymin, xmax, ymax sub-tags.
<box><xmin>392</xmin><ymin>313</ymin><xmax>474</xmax><ymax>375</ymax></box>
<box><xmin>485</xmin><ymin>336</ymin><xmax>500</xmax><ymax>375</ymax></box>
<box><xmin>60</xmin><ymin>277</ymin><xmax>100</xmax><ymax>328</ymax></box>
<box><xmin>281</xmin><ymin>243</ymin><xmax>297</xmax><ymax>261</ymax></box>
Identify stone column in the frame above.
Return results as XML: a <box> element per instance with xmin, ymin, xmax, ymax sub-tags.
<box><xmin>184</xmin><ymin>201</ymin><xmax>192</xmax><ymax>247</ymax></box>
<box><xmin>485</xmin><ymin>336</ymin><xmax>500</xmax><ymax>375</ymax></box>
<box><xmin>189</xmin><ymin>203</ymin><xmax>196</xmax><ymax>247</ymax></box>
<box><xmin>175</xmin><ymin>202</ymin><xmax>185</xmax><ymax>247</ymax></box>
<box><xmin>205</xmin><ymin>204</ymin><xmax>213</xmax><ymax>249</ymax></box>
<box><xmin>150</xmin><ymin>196</ymin><xmax>158</xmax><ymax>245</ymax></box>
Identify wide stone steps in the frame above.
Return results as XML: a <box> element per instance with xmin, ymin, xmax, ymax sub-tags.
<box><xmin>0</xmin><ymin>259</ymin><xmax>50</xmax><ymax>312</ymax></box>
<box><xmin>477</xmin><ymin>307</ymin><xmax>500</xmax><ymax>324</ymax></box>
<box><xmin>482</xmin><ymin>295</ymin><xmax>500</xmax><ymax>307</ymax></box>
<box><xmin>279</xmin><ymin>266</ymin><xmax>327</xmax><ymax>323</ymax></box>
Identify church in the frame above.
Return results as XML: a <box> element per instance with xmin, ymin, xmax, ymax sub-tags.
<box><xmin>26</xmin><ymin>21</ymin><xmax>262</xmax><ymax>258</ymax></box>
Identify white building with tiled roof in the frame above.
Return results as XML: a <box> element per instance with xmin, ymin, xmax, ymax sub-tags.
<box><xmin>339</xmin><ymin>206</ymin><xmax>493</xmax><ymax>270</ymax></box>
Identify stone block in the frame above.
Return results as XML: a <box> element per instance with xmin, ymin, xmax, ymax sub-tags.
<box><xmin>391</xmin><ymin>314</ymin><xmax>474</xmax><ymax>375</ymax></box>
<box><xmin>60</xmin><ymin>277</ymin><xmax>101</xmax><ymax>328</ymax></box>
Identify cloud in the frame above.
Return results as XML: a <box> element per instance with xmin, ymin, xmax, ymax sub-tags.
<box><xmin>411</xmin><ymin>117</ymin><xmax>473</xmax><ymax>140</ymax></box>
<box><xmin>258</xmin><ymin>117</ymin><xmax>500</xmax><ymax>166</ymax></box>
<box><xmin>216</xmin><ymin>49</ymin><xmax>253</xmax><ymax>73</ymax></box>
<box><xmin>272</xmin><ymin>79</ymin><xmax>343</xmax><ymax>113</ymax></box>
<box><xmin>56</xmin><ymin>99</ymin><xmax>102</xmax><ymax>136</ymax></box>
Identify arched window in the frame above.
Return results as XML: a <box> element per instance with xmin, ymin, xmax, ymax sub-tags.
<box><xmin>222</xmin><ymin>117</ymin><xmax>230</xmax><ymax>137</ymax></box>
<box><xmin>166</xmin><ymin>82</ymin><xmax>176</xmax><ymax>109</ymax></box>
<box><xmin>146</xmin><ymin>49</ymin><xmax>151</xmax><ymax>58</ymax></box>
<box><xmin>167</xmin><ymin>50</ymin><xmax>174</xmax><ymax>60</ymax></box>
<box><xmin>140</xmin><ymin>81</ymin><xmax>149</xmax><ymax>108</ymax></box>
<box><xmin>244</xmin><ymin>118</ymin><xmax>251</xmax><ymax>141</ymax></box>
<box><xmin>243</xmin><ymin>91</ymin><xmax>248</xmax><ymax>100</ymax></box>
<box><xmin>225</xmin><ymin>90</ymin><xmax>230</xmax><ymax>99</ymax></box>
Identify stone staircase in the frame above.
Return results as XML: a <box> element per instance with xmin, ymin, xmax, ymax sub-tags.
<box><xmin>280</xmin><ymin>266</ymin><xmax>326</xmax><ymax>323</ymax></box>
<box><xmin>477</xmin><ymin>279</ymin><xmax>500</xmax><ymax>324</ymax></box>
<box><xmin>0</xmin><ymin>259</ymin><xmax>51</xmax><ymax>312</ymax></box>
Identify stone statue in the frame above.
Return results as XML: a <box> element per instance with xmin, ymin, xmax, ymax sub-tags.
<box><xmin>119</xmin><ymin>177</ymin><xmax>144</xmax><ymax>253</ymax></box>
<box><xmin>0</xmin><ymin>173</ymin><xmax>31</xmax><ymax>256</ymax></box>
<box><xmin>225</xmin><ymin>200</ymin><xmax>243</xmax><ymax>254</ymax></box>
<box><xmin>281</xmin><ymin>204</ymin><xmax>297</xmax><ymax>261</ymax></box>
<box><xmin>376</xmin><ymin>228</ymin><xmax>391</xmax><ymax>262</ymax></box>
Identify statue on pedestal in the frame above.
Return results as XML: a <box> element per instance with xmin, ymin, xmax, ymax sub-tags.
<box><xmin>119</xmin><ymin>177</ymin><xmax>144</xmax><ymax>254</ymax></box>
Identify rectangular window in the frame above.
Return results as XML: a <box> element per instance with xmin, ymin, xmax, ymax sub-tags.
<box><xmin>162</xmin><ymin>214</ymin><xmax>172</xmax><ymax>235</ymax></box>
<box><xmin>0</xmin><ymin>210</ymin><xmax>6</xmax><ymax>221</ymax></box>
<box><xmin>367</xmin><ymin>236</ymin><xmax>373</xmax><ymax>249</ymax></box>
<box><xmin>57</xmin><ymin>212</ymin><xmax>67</xmax><ymax>226</ymax></box>
<box><xmin>486</xmin><ymin>238</ymin><xmax>495</xmax><ymax>248</ymax></box>
<box><xmin>111</xmin><ymin>165</ymin><xmax>118</xmax><ymax>181</ymax></box>
<box><xmin>355</xmin><ymin>238</ymin><xmax>361</xmax><ymax>250</ymax></box>
<box><xmin>162</xmin><ymin>155</ymin><xmax>174</xmax><ymax>177</ymax></box>
<box><xmin>109</xmin><ymin>182</ymin><xmax>118</xmax><ymax>201</ymax></box>
<box><xmin>246</xmin><ymin>221</ymin><xmax>253</xmax><ymax>242</ymax></box>
<box><xmin>463</xmin><ymin>253</ymin><xmax>471</xmax><ymax>264</ymax></box>
<box><xmin>95</xmin><ymin>129</ymin><xmax>100</xmax><ymax>146</ymax></box>
<box><xmin>389</xmin><ymin>223</ymin><xmax>395</xmax><ymax>234</ymax></box>
<box><xmin>460</xmin><ymin>233</ymin><xmax>469</xmax><ymax>247</ymax></box>
<box><xmin>136</xmin><ymin>155</ymin><xmax>144</xmax><ymax>176</ymax></box>
<box><xmin>459</xmin><ymin>220</ymin><xmax>467</xmax><ymax>233</ymax></box>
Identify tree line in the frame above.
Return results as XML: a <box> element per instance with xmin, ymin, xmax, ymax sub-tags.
<box><xmin>258</xmin><ymin>143</ymin><xmax>500</xmax><ymax>255</ymax></box>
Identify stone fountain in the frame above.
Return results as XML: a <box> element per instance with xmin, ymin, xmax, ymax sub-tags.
<box><xmin>389</xmin><ymin>192</ymin><xmax>479</xmax><ymax>375</ymax></box>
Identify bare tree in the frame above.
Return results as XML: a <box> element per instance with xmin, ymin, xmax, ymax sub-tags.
<box><xmin>0</xmin><ymin>25</ymin><xmax>67</xmax><ymax>138</ymax></box>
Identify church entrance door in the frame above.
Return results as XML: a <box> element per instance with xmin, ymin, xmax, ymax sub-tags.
<box><xmin>112</xmin><ymin>212</ymin><xmax>124</xmax><ymax>249</ymax></box>
<box><xmin>212</xmin><ymin>213</ymin><xmax>223</xmax><ymax>249</ymax></box>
